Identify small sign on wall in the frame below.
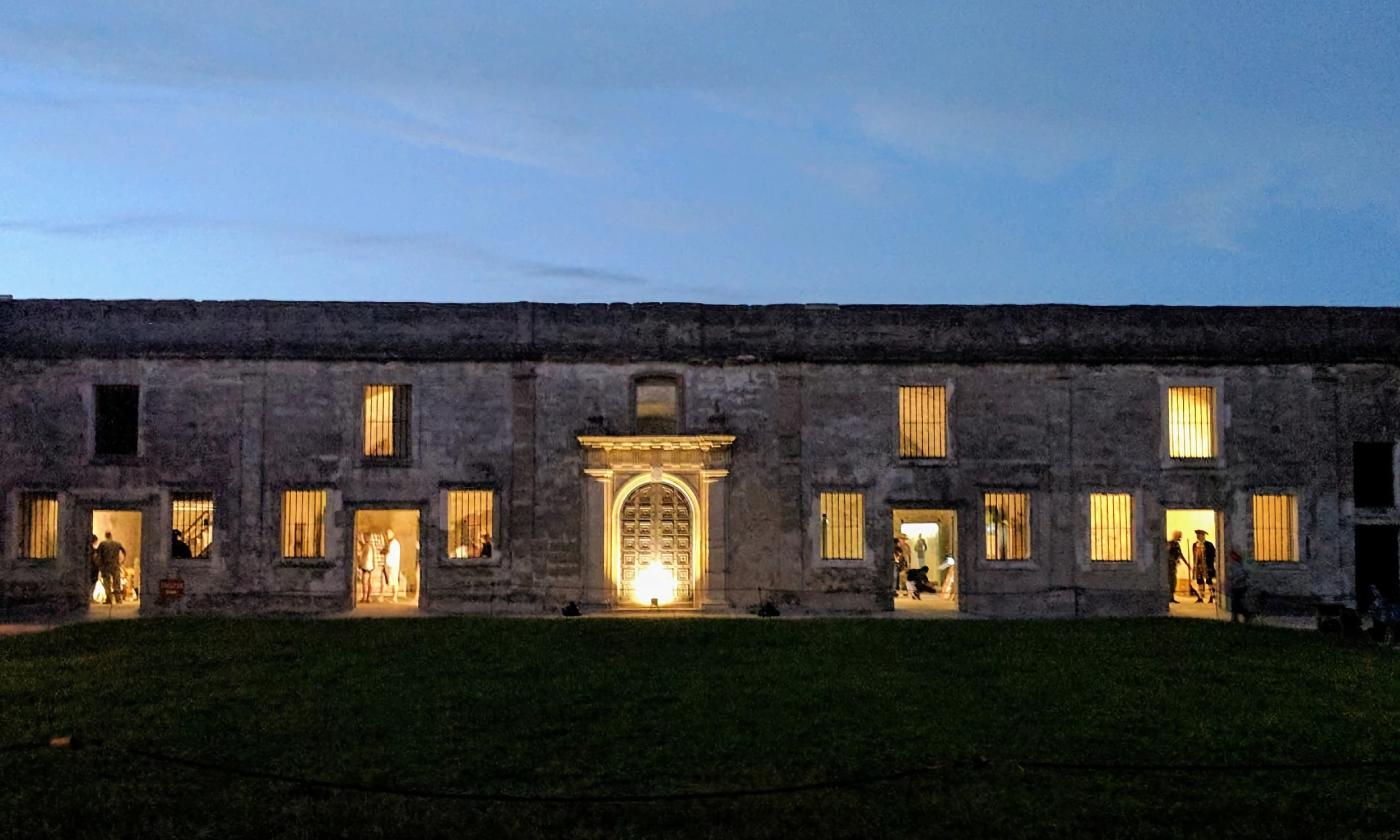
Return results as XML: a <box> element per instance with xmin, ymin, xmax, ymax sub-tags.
<box><xmin>158</xmin><ymin>578</ymin><xmax>185</xmax><ymax>601</ymax></box>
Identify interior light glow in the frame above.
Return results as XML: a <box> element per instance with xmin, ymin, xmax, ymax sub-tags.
<box><xmin>634</xmin><ymin>561</ymin><xmax>676</xmax><ymax>607</ymax></box>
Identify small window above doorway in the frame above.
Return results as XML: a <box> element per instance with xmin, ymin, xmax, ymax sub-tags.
<box><xmin>634</xmin><ymin>376</ymin><xmax>681</xmax><ymax>435</ymax></box>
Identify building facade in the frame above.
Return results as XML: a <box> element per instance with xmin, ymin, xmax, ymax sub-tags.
<box><xmin>2</xmin><ymin>299</ymin><xmax>1398</xmax><ymax>619</ymax></box>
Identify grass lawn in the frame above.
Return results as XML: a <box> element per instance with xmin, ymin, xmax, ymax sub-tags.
<box><xmin>3</xmin><ymin>617</ymin><xmax>1400</xmax><ymax>839</ymax></box>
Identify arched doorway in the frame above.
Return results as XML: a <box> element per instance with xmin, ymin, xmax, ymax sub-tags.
<box><xmin>619</xmin><ymin>481</ymin><xmax>694</xmax><ymax>607</ymax></box>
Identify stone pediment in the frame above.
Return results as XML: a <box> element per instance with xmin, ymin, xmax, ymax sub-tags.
<box><xmin>578</xmin><ymin>435</ymin><xmax>734</xmax><ymax>473</ymax></box>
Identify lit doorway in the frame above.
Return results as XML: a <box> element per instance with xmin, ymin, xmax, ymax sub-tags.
<box><xmin>1164</xmin><ymin>508</ymin><xmax>1224</xmax><ymax>617</ymax></box>
<box><xmin>352</xmin><ymin>510</ymin><xmax>421</xmax><ymax>609</ymax></box>
<box><xmin>893</xmin><ymin>508</ymin><xmax>958</xmax><ymax>613</ymax></box>
<box><xmin>90</xmin><ymin>510</ymin><xmax>142</xmax><ymax>610</ymax></box>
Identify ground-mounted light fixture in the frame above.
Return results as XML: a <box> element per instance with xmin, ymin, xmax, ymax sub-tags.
<box><xmin>634</xmin><ymin>560</ymin><xmax>676</xmax><ymax>608</ymax></box>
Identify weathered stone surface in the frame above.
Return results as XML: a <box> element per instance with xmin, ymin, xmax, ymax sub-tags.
<box><xmin>1</xmin><ymin>299</ymin><xmax>1397</xmax><ymax>619</ymax></box>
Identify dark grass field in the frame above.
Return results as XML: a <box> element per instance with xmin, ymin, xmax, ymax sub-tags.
<box><xmin>3</xmin><ymin>617</ymin><xmax>1400</xmax><ymax>839</ymax></box>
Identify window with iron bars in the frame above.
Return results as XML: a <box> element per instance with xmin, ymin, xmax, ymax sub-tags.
<box><xmin>819</xmin><ymin>491</ymin><xmax>864</xmax><ymax>561</ymax></box>
<box><xmin>447</xmin><ymin>489</ymin><xmax>495</xmax><ymax>558</ymax></box>
<box><xmin>1253</xmin><ymin>493</ymin><xmax>1299</xmax><ymax>562</ymax></box>
<box><xmin>898</xmin><ymin>385</ymin><xmax>948</xmax><ymax>458</ymax></box>
<box><xmin>19</xmin><ymin>492</ymin><xmax>58</xmax><ymax>559</ymax></box>
<box><xmin>362</xmin><ymin>385</ymin><xmax>412</xmax><ymax>460</ymax></box>
<box><xmin>1089</xmin><ymin>493</ymin><xmax>1133</xmax><ymax>562</ymax></box>
<box><xmin>281</xmin><ymin>490</ymin><xmax>327</xmax><ymax>559</ymax></box>
<box><xmin>1167</xmin><ymin>386</ymin><xmax>1217</xmax><ymax>459</ymax></box>
<box><xmin>985</xmin><ymin>492</ymin><xmax>1031</xmax><ymax>561</ymax></box>
<box><xmin>171</xmin><ymin>493</ymin><xmax>214</xmax><ymax>559</ymax></box>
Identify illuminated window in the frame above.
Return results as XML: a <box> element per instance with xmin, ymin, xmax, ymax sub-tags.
<box><xmin>899</xmin><ymin>385</ymin><xmax>948</xmax><ymax>458</ymax></box>
<box><xmin>820</xmin><ymin>492</ymin><xmax>864</xmax><ymax>560</ymax></box>
<box><xmin>94</xmin><ymin>384</ymin><xmax>139</xmax><ymax>457</ymax></box>
<box><xmin>281</xmin><ymin>490</ymin><xmax>327</xmax><ymax>559</ymax></box>
<box><xmin>19</xmin><ymin>492</ymin><xmax>58</xmax><ymax>559</ymax></box>
<box><xmin>985</xmin><ymin>492</ymin><xmax>1031</xmax><ymax>561</ymax></box>
<box><xmin>362</xmin><ymin>385</ymin><xmax>411</xmax><ymax>459</ymax></box>
<box><xmin>635</xmin><ymin>377</ymin><xmax>679</xmax><ymax>435</ymax></box>
<box><xmin>171</xmin><ymin>493</ymin><xmax>214</xmax><ymax>559</ymax></box>
<box><xmin>1089</xmin><ymin>493</ymin><xmax>1133</xmax><ymax>562</ymax></box>
<box><xmin>447</xmin><ymin>490</ymin><xmax>495</xmax><ymax>559</ymax></box>
<box><xmin>1253</xmin><ymin>494</ymin><xmax>1298</xmax><ymax>562</ymax></box>
<box><xmin>1167</xmin><ymin>386</ymin><xmax>1217</xmax><ymax>459</ymax></box>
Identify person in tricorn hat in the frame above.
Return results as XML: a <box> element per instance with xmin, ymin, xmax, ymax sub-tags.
<box><xmin>1192</xmin><ymin>528</ymin><xmax>1217</xmax><ymax>604</ymax></box>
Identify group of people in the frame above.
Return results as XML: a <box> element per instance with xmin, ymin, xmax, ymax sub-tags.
<box><xmin>450</xmin><ymin>533</ymin><xmax>493</xmax><ymax>559</ymax></box>
<box><xmin>88</xmin><ymin>531</ymin><xmax>135</xmax><ymax>604</ymax></box>
<box><xmin>1165</xmin><ymin>529</ymin><xmax>1253</xmax><ymax>622</ymax></box>
<box><xmin>893</xmin><ymin>534</ymin><xmax>957</xmax><ymax>600</ymax></box>
<box><xmin>356</xmin><ymin>528</ymin><xmax>406</xmax><ymax>603</ymax></box>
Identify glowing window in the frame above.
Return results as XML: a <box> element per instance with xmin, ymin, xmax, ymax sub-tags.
<box><xmin>447</xmin><ymin>490</ymin><xmax>495</xmax><ymax>559</ymax></box>
<box><xmin>635</xmin><ymin>377</ymin><xmax>679</xmax><ymax>435</ymax></box>
<box><xmin>171</xmin><ymin>493</ymin><xmax>214</xmax><ymax>559</ymax></box>
<box><xmin>281</xmin><ymin>490</ymin><xmax>327</xmax><ymax>559</ymax></box>
<box><xmin>1253</xmin><ymin>494</ymin><xmax>1298</xmax><ymax>562</ymax></box>
<box><xmin>19</xmin><ymin>492</ymin><xmax>58</xmax><ymax>559</ymax></box>
<box><xmin>985</xmin><ymin>492</ymin><xmax>1031</xmax><ymax>561</ymax></box>
<box><xmin>1089</xmin><ymin>493</ymin><xmax>1133</xmax><ymax>562</ymax></box>
<box><xmin>1167</xmin><ymin>386</ymin><xmax>1217</xmax><ymax>459</ymax></box>
<box><xmin>899</xmin><ymin>385</ymin><xmax>948</xmax><ymax>458</ymax></box>
<box><xmin>362</xmin><ymin>385</ymin><xmax>411</xmax><ymax>459</ymax></box>
<box><xmin>820</xmin><ymin>492</ymin><xmax>864</xmax><ymax>560</ymax></box>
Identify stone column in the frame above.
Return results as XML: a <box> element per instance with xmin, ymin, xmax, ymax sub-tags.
<box><xmin>701</xmin><ymin>469</ymin><xmax>729</xmax><ymax>608</ymax></box>
<box><xmin>583</xmin><ymin>469</ymin><xmax>614</xmax><ymax>606</ymax></box>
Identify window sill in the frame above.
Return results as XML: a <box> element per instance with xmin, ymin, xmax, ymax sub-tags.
<box><xmin>440</xmin><ymin>555</ymin><xmax>503</xmax><ymax>568</ymax></box>
<box><xmin>360</xmin><ymin>458</ymin><xmax>414</xmax><ymax>468</ymax></box>
<box><xmin>1253</xmin><ymin>561</ymin><xmax>1307</xmax><ymax>571</ymax></box>
<box><xmin>1162</xmin><ymin>458</ymin><xmax>1224</xmax><ymax>469</ymax></box>
<box><xmin>278</xmin><ymin>558</ymin><xmax>337</xmax><ymax>569</ymax></box>
<box><xmin>897</xmin><ymin>457</ymin><xmax>954</xmax><ymax>466</ymax></box>
<box><xmin>90</xmin><ymin>455</ymin><xmax>142</xmax><ymax>466</ymax></box>
<box><xmin>979</xmin><ymin>559</ymin><xmax>1037</xmax><ymax>570</ymax></box>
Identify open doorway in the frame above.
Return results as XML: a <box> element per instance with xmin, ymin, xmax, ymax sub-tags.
<box><xmin>90</xmin><ymin>510</ymin><xmax>142</xmax><ymax>610</ymax></box>
<box><xmin>1356</xmin><ymin>526</ymin><xmax>1399</xmax><ymax>612</ymax></box>
<box><xmin>893</xmin><ymin>508</ymin><xmax>958</xmax><ymax>613</ymax></box>
<box><xmin>352</xmin><ymin>509</ymin><xmax>421</xmax><ymax>609</ymax></box>
<box><xmin>1164</xmin><ymin>508</ymin><xmax>1223</xmax><ymax>618</ymax></box>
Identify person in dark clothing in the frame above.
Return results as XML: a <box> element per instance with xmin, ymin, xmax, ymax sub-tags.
<box><xmin>171</xmin><ymin>529</ymin><xmax>193</xmax><ymax>560</ymax></box>
<box><xmin>88</xmin><ymin>534</ymin><xmax>101</xmax><ymax>592</ymax></box>
<box><xmin>95</xmin><ymin>531</ymin><xmax>126</xmax><ymax>605</ymax></box>
<box><xmin>479</xmin><ymin>534</ymin><xmax>493</xmax><ymax>558</ymax></box>
<box><xmin>1166</xmin><ymin>531</ymin><xmax>1190</xmax><ymax>604</ymax></box>
<box><xmin>906</xmin><ymin>565</ymin><xmax>938</xmax><ymax>599</ymax></box>
<box><xmin>1192</xmin><ymin>529</ymin><xmax>1217</xmax><ymax>604</ymax></box>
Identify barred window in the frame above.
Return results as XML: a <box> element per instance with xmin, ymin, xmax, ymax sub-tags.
<box><xmin>171</xmin><ymin>493</ymin><xmax>214</xmax><ymax>559</ymax></box>
<box><xmin>447</xmin><ymin>490</ymin><xmax>495</xmax><ymax>558</ymax></box>
<box><xmin>1167</xmin><ymin>386</ymin><xmax>1217</xmax><ymax>459</ymax></box>
<box><xmin>898</xmin><ymin>385</ymin><xmax>948</xmax><ymax>458</ymax></box>
<box><xmin>363</xmin><ymin>385</ymin><xmax>412</xmax><ymax>459</ymax></box>
<box><xmin>19</xmin><ymin>492</ymin><xmax>58</xmax><ymax>559</ymax></box>
<box><xmin>1089</xmin><ymin>493</ymin><xmax>1133</xmax><ymax>562</ymax></box>
<box><xmin>1253</xmin><ymin>494</ymin><xmax>1298</xmax><ymax>562</ymax></box>
<box><xmin>635</xmin><ymin>377</ymin><xmax>680</xmax><ymax>435</ymax></box>
<box><xmin>819</xmin><ymin>492</ymin><xmax>864</xmax><ymax>560</ymax></box>
<box><xmin>985</xmin><ymin>492</ymin><xmax>1031</xmax><ymax>561</ymax></box>
<box><xmin>281</xmin><ymin>490</ymin><xmax>327</xmax><ymax>559</ymax></box>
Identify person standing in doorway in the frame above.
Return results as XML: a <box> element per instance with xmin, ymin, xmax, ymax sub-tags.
<box><xmin>95</xmin><ymin>531</ymin><xmax>126</xmax><ymax>605</ymax></box>
<box><xmin>914</xmin><ymin>535</ymin><xmax>928</xmax><ymax>568</ymax></box>
<box><xmin>1192</xmin><ymin>529</ymin><xmax>1217</xmax><ymax>604</ymax></box>
<box><xmin>1165</xmin><ymin>531</ymin><xmax>1188</xmax><ymax>604</ymax></box>
<box><xmin>383</xmin><ymin>529</ymin><xmax>402</xmax><ymax>602</ymax></box>
<box><xmin>88</xmin><ymin>534</ymin><xmax>101</xmax><ymax>598</ymax></box>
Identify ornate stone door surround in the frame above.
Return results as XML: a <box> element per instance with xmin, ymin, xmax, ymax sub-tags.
<box><xmin>579</xmin><ymin>434</ymin><xmax>734</xmax><ymax>609</ymax></box>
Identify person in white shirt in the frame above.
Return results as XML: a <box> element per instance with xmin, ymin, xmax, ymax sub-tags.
<box><xmin>383</xmin><ymin>529</ymin><xmax>402</xmax><ymax>602</ymax></box>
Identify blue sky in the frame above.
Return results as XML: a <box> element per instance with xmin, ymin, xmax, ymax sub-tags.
<box><xmin>2</xmin><ymin>2</ymin><xmax>1398</xmax><ymax>305</ymax></box>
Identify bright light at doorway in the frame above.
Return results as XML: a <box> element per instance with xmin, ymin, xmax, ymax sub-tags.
<box><xmin>634</xmin><ymin>561</ymin><xmax>676</xmax><ymax>606</ymax></box>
